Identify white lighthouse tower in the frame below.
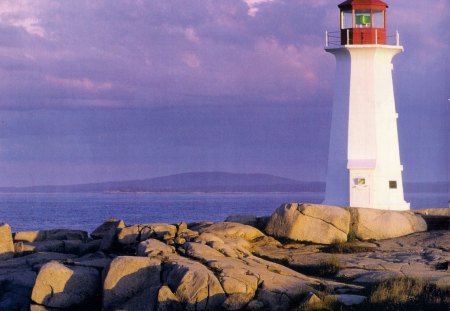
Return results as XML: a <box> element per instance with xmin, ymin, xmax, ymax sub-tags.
<box><xmin>324</xmin><ymin>0</ymin><xmax>410</xmax><ymax>210</ymax></box>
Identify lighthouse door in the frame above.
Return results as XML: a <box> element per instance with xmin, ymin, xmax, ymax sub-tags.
<box><xmin>351</xmin><ymin>175</ymin><xmax>371</xmax><ymax>207</ymax></box>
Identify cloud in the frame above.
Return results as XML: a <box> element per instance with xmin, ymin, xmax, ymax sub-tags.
<box><xmin>243</xmin><ymin>0</ymin><xmax>275</xmax><ymax>17</ymax></box>
<box><xmin>46</xmin><ymin>76</ymin><xmax>113</xmax><ymax>92</ymax></box>
<box><xmin>0</xmin><ymin>0</ymin><xmax>445</xmax><ymax>110</ymax></box>
<box><xmin>0</xmin><ymin>0</ymin><xmax>47</xmax><ymax>37</ymax></box>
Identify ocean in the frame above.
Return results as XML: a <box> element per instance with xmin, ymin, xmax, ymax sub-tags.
<box><xmin>0</xmin><ymin>192</ymin><xmax>447</xmax><ymax>233</ymax></box>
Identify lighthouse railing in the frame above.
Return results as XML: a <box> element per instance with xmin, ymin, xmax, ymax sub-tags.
<box><xmin>325</xmin><ymin>31</ymin><xmax>342</xmax><ymax>47</ymax></box>
<box><xmin>325</xmin><ymin>30</ymin><xmax>401</xmax><ymax>47</ymax></box>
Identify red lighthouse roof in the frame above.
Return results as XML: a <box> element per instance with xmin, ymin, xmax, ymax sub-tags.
<box><xmin>338</xmin><ymin>0</ymin><xmax>388</xmax><ymax>10</ymax></box>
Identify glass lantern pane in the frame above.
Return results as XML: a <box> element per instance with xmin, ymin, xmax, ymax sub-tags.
<box><xmin>372</xmin><ymin>10</ymin><xmax>384</xmax><ymax>28</ymax></box>
<box><xmin>355</xmin><ymin>10</ymin><xmax>371</xmax><ymax>27</ymax></box>
<box><xmin>342</xmin><ymin>10</ymin><xmax>352</xmax><ymax>29</ymax></box>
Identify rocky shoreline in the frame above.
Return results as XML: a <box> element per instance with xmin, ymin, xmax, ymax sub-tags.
<box><xmin>0</xmin><ymin>204</ymin><xmax>449</xmax><ymax>311</ymax></box>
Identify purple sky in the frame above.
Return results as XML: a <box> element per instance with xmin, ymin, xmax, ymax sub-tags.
<box><xmin>0</xmin><ymin>0</ymin><xmax>448</xmax><ymax>187</ymax></box>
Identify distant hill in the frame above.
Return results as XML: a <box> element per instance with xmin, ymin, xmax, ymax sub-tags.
<box><xmin>0</xmin><ymin>172</ymin><xmax>325</xmax><ymax>193</ymax></box>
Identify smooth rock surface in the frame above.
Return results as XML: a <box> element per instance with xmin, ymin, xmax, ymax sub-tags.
<box><xmin>225</xmin><ymin>215</ymin><xmax>258</xmax><ymax>227</ymax></box>
<box><xmin>350</xmin><ymin>207</ymin><xmax>427</xmax><ymax>240</ymax></box>
<box><xmin>91</xmin><ymin>218</ymin><xmax>125</xmax><ymax>239</ymax></box>
<box><xmin>0</xmin><ymin>223</ymin><xmax>14</xmax><ymax>261</ymax></box>
<box><xmin>117</xmin><ymin>224</ymin><xmax>177</xmax><ymax>245</ymax></box>
<box><xmin>265</xmin><ymin>203</ymin><xmax>350</xmax><ymax>244</ymax></box>
<box><xmin>164</xmin><ymin>256</ymin><xmax>226</xmax><ymax>311</ymax></box>
<box><xmin>199</xmin><ymin>222</ymin><xmax>266</xmax><ymax>241</ymax></box>
<box><xmin>137</xmin><ymin>238</ymin><xmax>175</xmax><ymax>257</ymax></box>
<box><xmin>157</xmin><ymin>285</ymin><xmax>182</xmax><ymax>311</ymax></box>
<box><xmin>14</xmin><ymin>229</ymin><xmax>88</xmax><ymax>243</ymax></box>
<box><xmin>31</xmin><ymin>261</ymin><xmax>100</xmax><ymax>308</ymax></box>
<box><xmin>103</xmin><ymin>256</ymin><xmax>161</xmax><ymax>310</ymax></box>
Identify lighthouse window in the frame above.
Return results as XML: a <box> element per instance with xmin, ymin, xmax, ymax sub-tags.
<box><xmin>389</xmin><ymin>181</ymin><xmax>398</xmax><ymax>189</ymax></box>
<box><xmin>342</xmin><ymin>10</ymin><xmax>352</xmax><ymax>29</ymax></box>
<box><xmin>372</xmin><ymin>10</ymin><xmax>385</xmax><ymax>28</ymax></box>
<box><xmin>355</xmin><ymin>10</ymin><xmax>371</xmax><ymax>27</ymax></box>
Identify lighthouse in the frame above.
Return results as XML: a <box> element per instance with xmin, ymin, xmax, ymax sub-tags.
<box><xmin>323</xmin><ymin>0</ymin><xmax>410</xmax><ymax>210</ymax></box>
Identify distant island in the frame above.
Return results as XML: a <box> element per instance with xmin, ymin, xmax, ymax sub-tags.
<box><xmin>0</xmin><ymin>172</ymin><xmax>447</xmax><ymax>194</ymax></box>
<box><xmin>0</xmin><ymin>172</ymin><xmax>324</xmax><ymax>194</ymax></box>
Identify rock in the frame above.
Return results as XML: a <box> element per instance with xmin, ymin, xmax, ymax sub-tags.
<box><xmin>163</xmin><ymin>256</ymin><xmax>226</xmax><ymax>311</ymax></box>
<box><xmin>137</xmin><ymin>239</ymin><xmax>175</xmax><ymax>258</ymax></box>
<box><xmin>14</xmin><ymin>229</ymin><xmax>88</xmax><ymax>243</ymax></box>
<box><xmin>0</xmin><ymin>223</ymin><xmax>14</xmax><ymax>261</ymax></box>
<box><xmin>177</xmin><ymin>222</ymin><xmax>188</xmax><ymax>231</ymax></box>
<box><xmin>225</xmin><ymin>215</ymin><xmax>258</xmax><ymax>227</ymax></box>
<box><xmin>350</xmin><ymin>207</ymin><xmax>427</xmax><ymax>240</ymax></box>
<box><xmin>79</xmin><ymin>239</ymin><xmax>102</xmax><ymax>255</ymax></box>
<box><xmin>0</xmin><ymin>268</ymin><xmax>37</xmax><ymax>311</ymax></box>
<box><xmin>199</xmin><ymin>222</ymin><xmax>266</xmax><ymax>241</ymax></box>
<box><xmin>91</xmin><ymin>218</ymin><xmax>125</xmax><ymax>239</ymax></box>
<box><xmin>187</xmin><ymin>221</ymin><xmax>214</xmax><ymax>232</ymax></box>
<box><xmin>334</xmin><ymin>294</ymin><xmax>366</xmax><ymax>306</ymax></box>
<box><xmin>117</xmin><ymin>224</ymin><xmax>177</xmax><ymax>245</ymax></box>
<box><xmin>0</xmin><ymin>252</ymin><xmax>78</xmax><ymax>270</ymax></box>
<box><xmin>181</xmin><ymin>241</ymin><xmax>321</xmax><ymax>311</ymax></box>
<box><xmin>246</xmin><ymin>300</ymin><xmax>265</xmax><ymax>310</ymax></box>
<box><xmin>31</xmin><ymin>261</ymin><xmax>100</xmax><ymax>308</ymax></box>
<box><xmin>174</xmin><ymin>237</ymin><xmax>186</xmax><ymax>245</ymax></box>
<box><xmin>265</xmin><ymin>203</ymin><xmax>350</xmax><ymax>244</ymax></box>
<box><xmin>19</xmin><ymin>240</ymin><xmax>65</xmax><ymax>254</ymax></box>
<box><xmin>301</xmin><ymin>292</ymin><xmax>322</xmax><ymax>306</ymax></box>
<box><xmin>353</xmin><ymin>271</ymin><xmax>404</xmax><ymax>283</ymax></box>
<box><xmin>103</xmin><ymin>256</ymin><xmax>161</xmax><ymax>310</ymax></box>
<box><xmin>14</xmin><ymin>242</ymin><xmax>35</xmax><ymax>256</ymax></box>
<box><xmin>195</xmin><ymin>233</ymin><xmax>225</xmax><ymax>244</ymax></box>
<box><xmin>91</xmin><ymin>219</ymin><xmax>125</xmax><ymax>252</ymax></box>
<box><xmin>157</xmin><ymin>285</ymin><xmax>182</xmax><ymax>311</ymax></box>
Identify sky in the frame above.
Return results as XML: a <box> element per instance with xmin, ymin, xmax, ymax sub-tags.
<box><xmin>0</xmin><ymin>0</ymin><xmax>448</xmax><ymax>187</ymax></box>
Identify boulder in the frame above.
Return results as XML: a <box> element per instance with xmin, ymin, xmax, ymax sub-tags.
<box><xmin>350</xmin><ymin>207</ymin><xmax>427</xmax><ymax>240</ymax></box>
<box><xmin>14</xmin><ymin>229</ymin><xmax>88</xmax><ymax>243</ymax></box>
<box><xmin>199</xmin><ymin>222</ymin><xmax>266</xmax><ymax>241</ymax></box>
<box><xmin>103</xmin><ymin>256</ymin><xmax>161</xmax><ymax>310</ymax></box>
<box><xmin>31</xmin><ymin>261</ymin><xmax>100</xmax><ymax>309</ymax></box>
<box><xmin>91</xmin><ymin>218</ymin><xmax>125</xmax><ymax>239</ymax></box>
<box><xmin>117</xmin><ymin>224</ymin><xmax>177</xmax><ymax>245</ymax></box>
<box><xmin>0</xmin><ymin>223</ymin><xmax>14</xmax><ymax>260</ymax></box>
<box><xmin>334</xmin><ymin>294</ymin><xmax>366</xmax><ymax>306</ymax></box>
<box><xmin>195</xmin><ymin>233</ymin><xmax>225</xmax><ymax>244</ymax></box>
<box><xmin>225</xmin><ymin>215</ymin><xmax>258</xmax><ymax>227</ymax></box>
<box><xmin>157</xmin><ymin>285</ymin><xmax>182</xmax><ymax>311</ymax></box>
<box><xmin>181</xmin><ymin>241</ymin><xmax>321</xmax><ymax>311</ymax></box>
<box><xmin>163</xmin><ymin>256</ymin><xmax>226</xmax><ymax>310</ymax></box>
<box><xmin>19</xmin><ymin>240</ymin><xmax>65</xmax><ymax>254</ymax></box>
<box><xmin>137</xmin><ymin>239</ymin><xmax>175</xmax><ymax>257</ymax></box>
<box><xmin>0</xmin><ymin>268</ymin><xmax>37</xmax><ymax>311</ymax></box>
<box><xmin>265</xmin><ymin>203</ymin><xmax>350</xmax><ymax>244</ymax></box>
<box><xmin>300</xmin><ymin>292</ymin><xmax>322</xmax><ymax>307</ymax></box>
<box><xmin>91</xmin><ymin>219</ymin><xmax>125</xmax><ymax>251</ymax></box>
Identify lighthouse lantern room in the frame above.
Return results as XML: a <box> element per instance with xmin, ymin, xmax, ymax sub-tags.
<box><xmin>323</xmin><ymin>0</ymin><xmax>410</xmax><ymax>211</ymax></box>
<box><xmin>339</xmin><ymin>0</ymin><xmax>388</xmax><ymax>45</ymax></box>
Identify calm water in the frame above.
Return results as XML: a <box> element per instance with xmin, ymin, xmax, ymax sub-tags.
<box><xmin>0</xmin><ymin>192</ymin><xmax>447</xmax><ymax>233</ymax></box>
